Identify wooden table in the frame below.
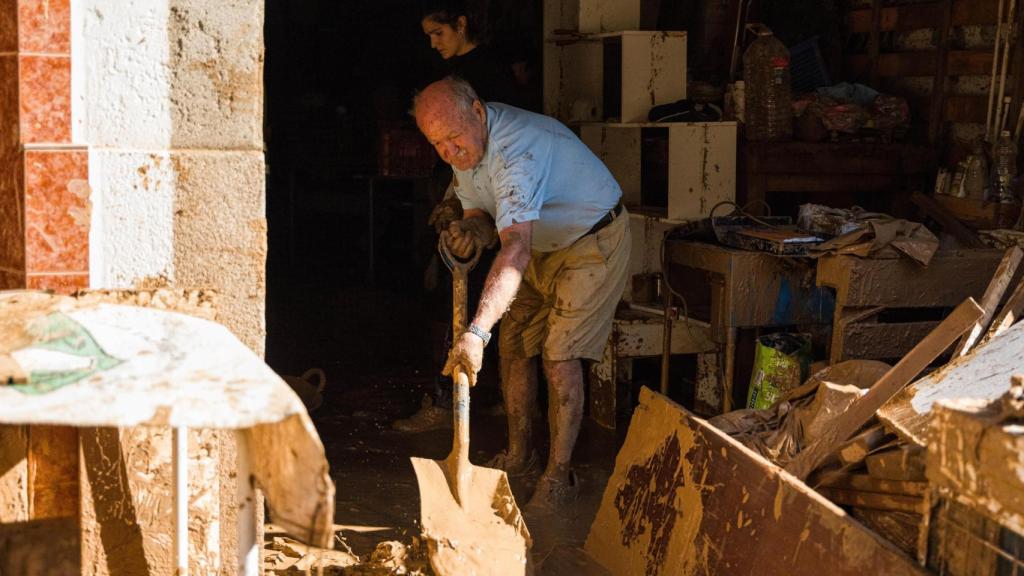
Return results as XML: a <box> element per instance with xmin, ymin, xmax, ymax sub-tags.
<box><xmin>663</xmin><ymin>240</ymin><xmax>834</xmax><ymax>412</ymax></box>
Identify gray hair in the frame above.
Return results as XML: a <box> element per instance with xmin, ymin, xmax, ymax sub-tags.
<box><xmin>411</xmin><ymin>75</ymin><xmax>483</xmax><ymax>119</ymax></box>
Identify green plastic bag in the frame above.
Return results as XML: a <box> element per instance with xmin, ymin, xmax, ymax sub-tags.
<box><xmin>746</xmin><ymin>333</ymin><xmax>812</xmax><ymax>410</ymax></box>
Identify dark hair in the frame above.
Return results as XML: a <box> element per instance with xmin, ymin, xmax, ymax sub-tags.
<box><xmin>421</xmin><ymin>0</ymin><xmax>488</xmax><ymax>45</ymax></box>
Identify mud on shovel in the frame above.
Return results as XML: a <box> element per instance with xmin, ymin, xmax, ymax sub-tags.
<box><xmin>410</xmin><ymin>237</ymin><xmax>532</xmax><ymax>576</ymax></box>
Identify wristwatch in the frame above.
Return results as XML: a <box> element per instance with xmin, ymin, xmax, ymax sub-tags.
<box><xmin>466</xmin><ymin>323</ymin><xmax>491</xmax><ymax>347</ymax></box>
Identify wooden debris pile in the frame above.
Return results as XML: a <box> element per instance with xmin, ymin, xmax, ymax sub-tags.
<box><xmin>705</xmin><ymin>246</ymin><xmax>1024</xmax><ymax>569</ymax></box>
<box><xmin>263</xmin><ymin>534</ymin><xmax>433</xmax><ymax>576</ymax></box>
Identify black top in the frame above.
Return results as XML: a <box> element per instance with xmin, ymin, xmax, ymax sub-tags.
<box><xmin>431</xmin><ymin>45</ymin><xmax>526</xmax><ymax>109</ymax></box>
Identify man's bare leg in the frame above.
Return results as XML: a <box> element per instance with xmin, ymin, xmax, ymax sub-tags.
<box><xmin>500</xmin><ymin>356</ymin><xmax>538</xmax><ymax>469</ymax></box>
<box><xmin>540</xmin><ymin>358</ymin><xmax>583</xmax><ymax>481</ymax></box>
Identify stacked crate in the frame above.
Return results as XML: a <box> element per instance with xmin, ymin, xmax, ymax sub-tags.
<box><xmin>543</xmin><ymin>0</ymin><xmax>737</xmax><ymax>426</ymax></box>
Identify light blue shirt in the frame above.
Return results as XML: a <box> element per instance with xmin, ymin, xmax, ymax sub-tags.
<box><xmin>453</xmin><ymin>103</ymin><xmax>622</xmax><ymax>252</ymax></box>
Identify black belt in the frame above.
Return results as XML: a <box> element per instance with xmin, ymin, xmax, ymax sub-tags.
<box><xmin>585</xmin><ymin>202</ymin><xmax>624</xmax><ymax>236</ymax></box>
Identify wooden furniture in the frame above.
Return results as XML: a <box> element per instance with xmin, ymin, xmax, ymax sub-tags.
<box><xmin>663</xmin><ymin>240</ymin><xmax>834</xmax><ymax>413</ymax></box>
<box><xmin>816</xmin><ymin>249</ymin><xmax>1003</xmax><ymax>364</ymax></box>
<box><xmin>588</xmin><ymin>309</ymin><xmax>716</xmax><ymax>429</ymax></box>
<box><xmin>739</xmin><ymin>141</ymin><xmax>937</xmax><ymax>215</ymax></box>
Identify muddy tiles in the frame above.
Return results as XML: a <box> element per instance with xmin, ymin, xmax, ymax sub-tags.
<box><xmin>19</xmin><ymin>55</ymin><xmax>70</xmax><ymax>144</ymax></box>
<box><xmin>23</xmin><ymin>149</ymin><xmax>88</xmax><ymax>274</ymax></box>
<box><xmin>17</xmin><ymin>0</ymin><xmax>70</xmax><ymax>53</ymax></box>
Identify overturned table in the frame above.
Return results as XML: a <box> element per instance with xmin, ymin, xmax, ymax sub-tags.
<box><xmin>0</xmin><ymin>291</ymin><xmax>334</xmax><ymax>575</ymax></box>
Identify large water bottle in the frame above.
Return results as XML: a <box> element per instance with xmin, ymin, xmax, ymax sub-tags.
<box><xmin>993</xmin><ymin>130</ymin><xmax>1018</xmax><ymax>203</ymax></box>
<box><xmin>743</xmin><ymin>29</ymin><xmax>792</xmax><ymax>141</ymax></box>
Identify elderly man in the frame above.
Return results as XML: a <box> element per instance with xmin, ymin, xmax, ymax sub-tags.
<box><xmin>414</xmin><ymin>76</ymin><xmax>630</xmax><ymax>511</ymax></box>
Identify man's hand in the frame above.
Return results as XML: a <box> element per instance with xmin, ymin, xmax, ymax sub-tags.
<box><xmin>442</xmin><ymin>332</ymin><xmax>485</xmax><ymax>387</ymax></box>
<box><xmin>427</xmin><ymin>195</ymin><xmax>463</xmax><ymax>234</ymax></box>
<box><xmin>442</xmin><ymin>218</ymin><xmax>497</xmax><ymax>259</ymax></box>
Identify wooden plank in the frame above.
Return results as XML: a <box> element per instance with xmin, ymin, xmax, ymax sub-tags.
<box><xmin>786</xmin><ymin>298</ymin><xmax>983</xmax><ymax>481</ymax></box>
<box><xmin>866</xmin><ymin>445</ymin><xmax>927</xmax><ymax>481</ymax></box>
<box><xmin>817</xmin><ymin>250</ymin><xmax>1003</xmax><ymax>308</ymax></box>
<box><xmin>846</xmin><ymin>50</ymin><xmax>993</xmax><ymax>78</ymax></box>
<box><xmin>879</xmin><ymin>318</ymin><xmax>1024</xmax><ymax>445</ymax></box>
<box><xmin>818</xmin><ymin>473</ymin><xmax>927</xmax><ymax>497</ymax></box>
<box><xmin>910</xmin><ymin>191</ymin><xmax>986</xmax><ymax>248</ymax></box>
<box><xmin>817</xmin><ymin>487</ymin><xmax>924</xmax><ymax>513</ymax></box>
<box><xmin>985</xmin><ymin>275</ymin><xmax>1024</xmax><ymax>340</ymax></box>
<box><xmin>836</xmin><ymin>424</ymin><xmax>890</xmax><ymax>467</ymax></box>
<box><xmin>842</xmin><ymin>320</ymin><xmax>939</xmax><ymax>361</ymax></box>
<box><xmin>952</xmin><ymin>246</ymin><xmax>1023</xmax><ymax>356</ymax></box>
<box><xmin>848</xmin><ymin>0</ymin><xmax>999</xmax><ymax>32</ymax></box>
<box><xmin>585</xmin><ymin>388</ymin><xmax>926</xmax><ymax>575</ymax></box>
<box><xmin>870</xmin><ymin>0</ymin><xmax>883</xmax><ymax>87</ymax></box>
<box><xmin>0</xmin><ymin>425</ymin><xmax>29</xmax><ymax>523</ymax></box>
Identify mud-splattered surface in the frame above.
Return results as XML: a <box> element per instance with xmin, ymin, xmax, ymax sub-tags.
<box><xmin>266</xmin><ymin>274</ymin><xmax>621</xmax><ymax>572</ymax></box>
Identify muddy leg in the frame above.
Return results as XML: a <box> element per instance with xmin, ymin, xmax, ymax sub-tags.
<box><xmin>501</xmin><ymin>356</ymin><xmax>538</xmax><ymax>467</ymax></box>
<box><xmin>540</xmin><ymin>358</ymin><xmax>583</xmax><ymax>480</ymax></box>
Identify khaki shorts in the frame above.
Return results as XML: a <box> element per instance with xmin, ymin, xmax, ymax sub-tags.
<box><xmin>499</xmin><ymin>208</ymin><xmax>631</xmax><ymax>362</ymax></box>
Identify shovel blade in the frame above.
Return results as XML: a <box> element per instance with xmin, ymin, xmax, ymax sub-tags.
<box><xmin>410</xmin><ymin>457</ymin><xmax>532</xmax><ymax>576</ymax></box>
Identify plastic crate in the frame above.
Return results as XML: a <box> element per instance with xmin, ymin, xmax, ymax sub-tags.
<box><xmin>377</xmin><ymin>124</ymin><xmax>437</xmax><ymax>178</ymax></box>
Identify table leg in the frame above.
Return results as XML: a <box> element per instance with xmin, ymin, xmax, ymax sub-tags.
<box><xmin>723</xmin><ymin>327</ymin><xmax>737</xmax><ymax>412</ymax></box>
<box><xmin>368</xmin><ymin>178</ymin><xmax>375</xmax><ymax>283</ymax></box>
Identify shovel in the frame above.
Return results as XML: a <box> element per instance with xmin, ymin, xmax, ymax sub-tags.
<box><xmin>410</xmin><ymin>238</ymin><xmax>532</xmax><ymax>576</ymax></box>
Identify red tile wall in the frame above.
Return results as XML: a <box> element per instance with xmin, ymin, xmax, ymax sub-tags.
<box><xmin>1</xmin><ymin>0</ymin><xmax>86</xmax><ymax>294</ymax></box>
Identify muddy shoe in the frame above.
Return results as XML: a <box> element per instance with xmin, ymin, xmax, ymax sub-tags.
<box><xmin>486</xmin><ymin>449</ymin><xmax>540</xmax><ymax>478</ymax></box>
<box><xmin>524</xmin><ymin>471</ymin><xmax>580</xmax><ymax>514</ymax></box>
<box><xmin>391</xmin><ymin>395</ymin><xmax>452</xmax><ymax>433</ymax></box>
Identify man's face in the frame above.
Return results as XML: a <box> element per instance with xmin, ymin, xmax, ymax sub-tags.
<box><xmin>417</xmin><ymin>100</ymin><xmax>486</xmax><ymax>172</ymax></box>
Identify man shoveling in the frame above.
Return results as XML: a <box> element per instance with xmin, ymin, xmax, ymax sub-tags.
<box><xmin>413</xmin><ymin>77</ymin><xmax>630</xmax><ymax>512</ymax></box>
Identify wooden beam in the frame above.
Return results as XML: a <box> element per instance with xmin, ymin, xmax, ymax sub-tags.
<box><xmin>983</xmin><ymin>274</ymin><xmax>1024</xmax><ymax>340</ymax></box>
<box><xmin>952</xmin><ymin>246</ymin><xmax>1023</xmax><ymax>356</ymax></box>
<box><xmin>910</xmin><ymin>191</ymin><xmax>987</xmax><ymax>248</ymax></box>
<box><xmin>870</xmin><ymin>0</ymin><xmax>883</xmax><ymax>87</ymax></box>
<box><xmin>786</xmin><ymin>298</ymin><xmax>983</xmax><ymax>481</ymax></box>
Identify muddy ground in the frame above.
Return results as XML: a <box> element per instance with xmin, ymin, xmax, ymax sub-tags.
<box><xmin>266</xmin><ymin>264</ymin><xmax>623</xmax><ymax>571</ymax></box>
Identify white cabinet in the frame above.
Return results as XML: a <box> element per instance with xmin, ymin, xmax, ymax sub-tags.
<box><xmin>545</xmin><ymin>31</ymin><xmax>687</xmax><ymax>124</ymax></box>
<box><xmin>581</xmin><ymin>122</ymin><xmax>737</xmax><ymax>221</ymax></box>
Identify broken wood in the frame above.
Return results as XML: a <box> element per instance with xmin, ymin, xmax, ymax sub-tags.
<box><xmin>585</xmin><ymin>388</ymin><xmax>927</xmax><ymax>575</ymax></box>
<box><xmin>910</xmin><ymin>192</ymin><xmax>986</xmax><ymax>248</ymax></box>
<box><xmin>786</xmin><ymin>298</ymin><xmax>983</xmax><ymax>481</ymax></box>
<box><xmin>879</xmin><ymin>318</ymin><xmax>1024</xmax><ymax>445</ymax></box>
<box><xmin>928</xmin><ymin>388</ymin><xmax>1024</xmax><ymax>534</ymax></box>
<box><xmin>953</xmin><ymin>245</ymin><xmax>1022</xmax><ymax>356</ymax></box>
<box><xmin>836</xmin><ymin>424</ymin><xmax>890</xmax><ymax>467</ymax></box>
<box><xmin>983</xmin><ymin>273</ymin><xmax>1024</xmax><ymax>341</ymax></box>
<box><xmin>866</xmin><ymin>445</ymin><xmax>927</xmax><ymax>482</ymax></box>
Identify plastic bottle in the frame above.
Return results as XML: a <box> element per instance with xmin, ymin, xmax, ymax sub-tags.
<box><xmin>993</xmin><ymin>130</ymin><xmax>1018</xmax><ymax>203</ymax></box>
<box><xmin>963</xmin><ymin>139</ymin><xmax>988</xmax><ymax>200</ymax></box>
<box><xmin>743</xmin><ymin>30</ymin><xmax>793</xmax><ymax>141</ymax></box>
